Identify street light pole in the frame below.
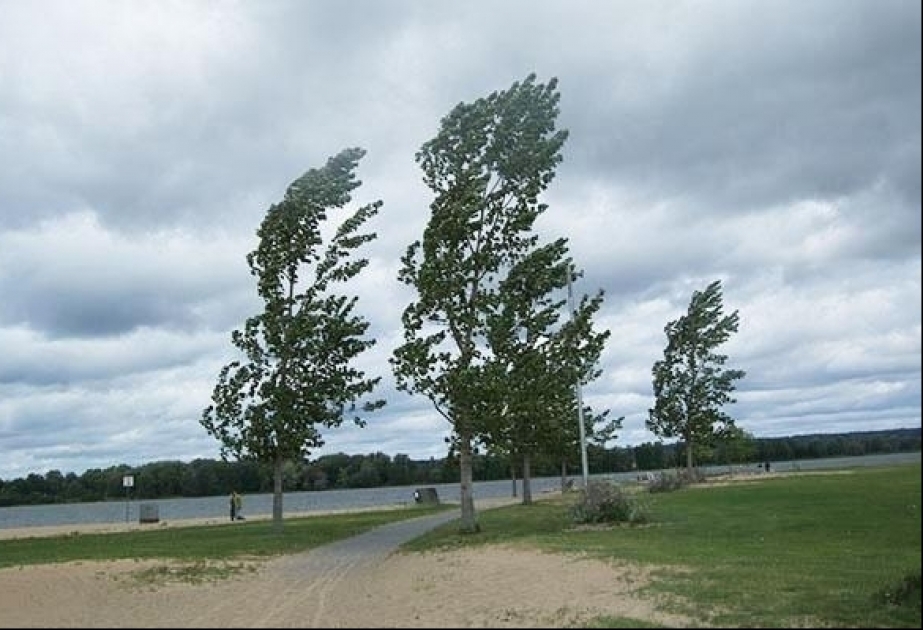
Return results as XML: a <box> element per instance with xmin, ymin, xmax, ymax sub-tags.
<box><xmin>567</xmin><ymin>265</ymin><xmax>590</xmax><ymax>489</ymax></box>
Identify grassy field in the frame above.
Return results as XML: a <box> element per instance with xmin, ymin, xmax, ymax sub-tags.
<box><xmin>1</xmin><ymin>463</ymin><xmax>918</xmax><ymax>627</ymax></box>
<box><xmin>403</xmin><ymin>463</ymin><xmax>922</xmax><ymax>628</ymax></box>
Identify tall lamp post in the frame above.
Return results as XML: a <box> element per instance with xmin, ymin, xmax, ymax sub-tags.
<box><xmin>567</xmin><ymin>265</ymin><xmax>589</xmax><ymax>489</ymax></box>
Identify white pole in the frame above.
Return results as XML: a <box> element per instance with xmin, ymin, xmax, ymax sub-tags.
<box><xmin>567</xmin><ymin>265</ymin><xmax>590</xmax><ymax>489</ymax></box>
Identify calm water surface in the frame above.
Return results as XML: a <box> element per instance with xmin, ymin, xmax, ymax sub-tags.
<box><xmin>1</xmin><ymin>451</ymin><xmax>917</xmax><ymax>530</ymax></box>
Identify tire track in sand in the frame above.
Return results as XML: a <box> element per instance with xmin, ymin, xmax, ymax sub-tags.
<box><xmin>251</xmin><ymin>509</ymin><xmax>461</xmax><ymax>627</ymax></box>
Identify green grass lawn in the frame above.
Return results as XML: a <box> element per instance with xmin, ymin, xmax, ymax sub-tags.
<box><xmin>402</xmin><ymin>463</ymin><xmax>922</xmax><ymax>628</ymax></box>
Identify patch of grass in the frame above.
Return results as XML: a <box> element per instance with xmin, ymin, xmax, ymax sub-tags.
<box><xmin>0</xmin><ymin>504</ymin><xmax>451</xmax><ymax>569</ymax></box>
<box><xmin>129</xmin><ymin>559</ymin><xmax>260</xmax><ymax>587</ymax></box>
<box><xmin>585</xmin><ymin>617</ymin><xmax>670</xmax><ymax>628</ymax></box>
<box><xmin>403</xmin><ymin>463</ymin><xmax>922</xmax><ymax>628</ymax></box>
<box><xmin>402</xmin><ymin>498</ymin><xmax>571</xmax><ymax>552</ymax></box>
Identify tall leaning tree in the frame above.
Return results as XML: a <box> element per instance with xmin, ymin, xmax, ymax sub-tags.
<box><xmin>201</xmin><ymin>148</ymin><xmax>385</xmax><ymax>533</ymax></box>
<box><xmin>647</xmin><ymin>279</ymin><xmax>746</xmax><ymax>470</ymax></box>
<box><xmin>391</xmin><ymin>73</ymin><xmax>568</xmax><ymax>532</ymax></box>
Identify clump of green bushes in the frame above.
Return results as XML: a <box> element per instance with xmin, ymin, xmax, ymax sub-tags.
<box><xmin>570</xmin><ymin>480</ymin><xmax>648</xmax><ymax>525</ymax></box>
<box><xmin>876</xmin><ymin>570</ymin><xmax>921</xmax><ymax>610</ymax></box>
<box><xmin>647</xmin><ymin>468</ymin><xmax>706</xmax><ymax>493</ymax></box>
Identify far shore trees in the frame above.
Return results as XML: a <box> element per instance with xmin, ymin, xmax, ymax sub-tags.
<box><xmin>201</xmin><ymin>148</ymin><xmax>385</xmax><ymax>533</ymax></box>
<box><xmin>716</xmin><ymin>425</ymin><xmax>757</xmax><ymax>472</ymax></box>
<box><xmin>647</xmin><ymin>280</ymin><xmax>746</xmax><ymax>470</ymax></box>
<box><xmin>391</xmin><ymin>74</ymin><xmax>571</xmax><ymax>532</ymax></box>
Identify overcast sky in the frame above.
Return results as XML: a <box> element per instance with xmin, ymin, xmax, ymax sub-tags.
<box><xmin>0</xmin><ymin>0</ymin><xmax>919</xmax><ymax>481</ymax></box>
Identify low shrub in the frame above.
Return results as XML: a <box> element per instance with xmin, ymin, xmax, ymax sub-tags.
<box><xmin>647</xmin><ymin>468</ymin><xmax>705</xmax><ymax>493</ymax></box>
<box><xmin>876</xmin><ymin>570</ymin><xmax>922</xmax><ymax>610</ymax></box>
<box><xmin>570</xmin><ymin>480</ymin><xmax>648</xmax><ymax>525</ymax></box>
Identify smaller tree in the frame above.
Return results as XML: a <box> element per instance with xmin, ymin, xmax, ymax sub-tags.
<box><xmin>201</xmin><ymin>148</ymin><xmax>385</xmax><ymax>532</ymax></box>
<box><xmin>481</xmin><ymin>244</ymin><xmax>611</xmax><ymax>504</ymax></box>
<box><xmin>715</xmin><ymin>425</ymin><xmax>757</xmax><ymax>473</ymax></box>
<box><xmin>647</xmin><ymin>280</ymin><xmax>746</xmax><ymax>470</ymax></box>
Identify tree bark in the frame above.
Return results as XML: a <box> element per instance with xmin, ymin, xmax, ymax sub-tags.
<box><xmin>272</xmin><ymin>456</ymin><xmax>284</xmax><ymax>534</ymax></box>
<box><xmin>510</xmin><ymin>462</ymin><xmax>517</xmax><ymax>498</ymax></box>
<box><xmin>522</xmin><ymin>453</ymin><xmax>532</xmax><ymax>505</ymax></box>
<box><xmin>457</xmin><ymin>435</ymin><xmax>479</xmax><ymax>533</ymax></box>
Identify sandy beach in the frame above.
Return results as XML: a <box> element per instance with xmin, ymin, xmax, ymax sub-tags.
<box><xmin>0</xmin><ymin>545</ymin><xmax>689</xmax><ymax>628</ymax></box>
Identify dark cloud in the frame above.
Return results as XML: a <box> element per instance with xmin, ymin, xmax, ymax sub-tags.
<box><xmin>0</xmin><ymin>213</ymin><xmax>256</xmax><ymax>338</ymax></box>
<box><xmin>559</xmin><ymin>0</ymin><xmax>921</xmax><ymax>220</ymax></box>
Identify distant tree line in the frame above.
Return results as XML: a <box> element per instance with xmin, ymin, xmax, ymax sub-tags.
<box><xmin>0</xmin><ymin>427</ymin><xmax>917</xmax><ymax>508</ymax></box>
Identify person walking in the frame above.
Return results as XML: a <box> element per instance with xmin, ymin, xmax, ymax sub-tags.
<box><xmin>233</xmin><ymin>491</ymin><xmax>244</xmax><ymax>520</ymax></box>
<box><xmin>229</xmin><ymin>491</ymin><xmax>238</xmax><ymax>522</ymax></box>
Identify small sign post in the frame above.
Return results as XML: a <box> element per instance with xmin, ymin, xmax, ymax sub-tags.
<box><xmin>122</xmin><ymin>475</ymin><xmax>134</xmax><ymax>523</ymax></box>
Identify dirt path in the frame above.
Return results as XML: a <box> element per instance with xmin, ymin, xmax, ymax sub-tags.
<box><xmin>223</xmin><ymin>509</ymin><xmax>464</xmax><ymax>627</ymax></box>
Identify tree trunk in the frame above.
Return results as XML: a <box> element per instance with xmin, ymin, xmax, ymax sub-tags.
<box><xmin>458</xmin><ymin>435</ymin><xmax>479</xmax><ymax>533</ymax></box>
<box><xmin>272</xmin><ymin>456</ymin><xmax>284</xmax><ymax>534</ymax></box>
<box><xmin>522</xmin><ymin>453</ymin><xmax>532</xmax><ymax>505</ymax></box>
<box><xmin>686</xmin><ymin>439</ymin><xmax>694</xmax><ymax>471</ymax></box>
<box><xmin>510</xmin><ymin>461</ymin><xmax>517</xmax><ymax>498</ymax></box>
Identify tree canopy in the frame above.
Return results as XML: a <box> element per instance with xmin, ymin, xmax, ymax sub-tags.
<box><xmin>391</xmin><ymin>73</ymin><xmax>572</xmax><ymax>531</ymax></box>
<box><xmin>647</xmin><ymin>279</ymin><xmax>746</xmax><ymax>469</ymax></box>
<box><xmin>201</xmin><ymin>147</ymin><xmax>384</xmax><ymax>531</ymax></box>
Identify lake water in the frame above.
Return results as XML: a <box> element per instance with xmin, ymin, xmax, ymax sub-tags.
<box><xmin>1</xmin><ymin>451</ymin><xmax>918</xmax><ymax>530</ymax></box>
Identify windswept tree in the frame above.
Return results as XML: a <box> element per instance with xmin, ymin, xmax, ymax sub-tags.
<box><xmin>201</xmin><ymin>148</ymin><xmax>385</xmax><ymax>532</ymax></box>
<box><xmin>484</xmin><ymin>242</ymin><xmax>612</xmax><ymax>504</ymax></box>
<box><xmin>391</xmin><ymin>74</ymin><xmax>568</xmax><ymax>532</ymax></box>
<box><xmin>647</xmin><ymin>280</ymin><xmax>746</xmax><ymax>470</ymax></box>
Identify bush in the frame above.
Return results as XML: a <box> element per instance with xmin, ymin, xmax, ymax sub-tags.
<box><xmin>647</xmin><ymin>468</ymin><xmax>705</xmax><ymax>493</ymax></box>
<box><xmin>876</xmin><ymin>570</ymin><xmax>922</xmax><ymax>610</ymax></box>
<box><xmin>570</xmin><ymin>480</ymin><xmax>648</xmax><ymax>525</ymax></box>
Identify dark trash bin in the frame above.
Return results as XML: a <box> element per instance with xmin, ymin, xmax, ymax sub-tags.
<box><xmin>413</xmin><ymin>487</ymin><xmax>439</xmax><ymax>505</ymax></box>
<box><xmin>139</xmin><ymin>503</ymin><xmax>160</xmax><ymax>524</ymax></box>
